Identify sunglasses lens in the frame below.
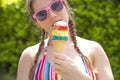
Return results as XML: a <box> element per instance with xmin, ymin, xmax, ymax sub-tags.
<box><xmin>34</xmin><ymin>1</ymin><xmax>63</xmax><ymax>21</ymax></box>
<box><xmin>51</xmin><ymin>1</ymin><xmax>63</xmax><ymax>12</ymax></box>
<box><xmin>36</xmin><ymin>10</ymin><xmax>47</xmax><ymax>21</ymax></box>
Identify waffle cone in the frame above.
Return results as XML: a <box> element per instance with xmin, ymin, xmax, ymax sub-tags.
<box><xmin>52</xmin><ymin>40</ymin><xmax>66</xmax><ymax>53</ymax></box>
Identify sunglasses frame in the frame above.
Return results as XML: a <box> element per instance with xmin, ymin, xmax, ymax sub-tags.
<box><xmin>32</xmin><ymin>0</ymin><xmax>64</xmax><ymax>21</ymax></box>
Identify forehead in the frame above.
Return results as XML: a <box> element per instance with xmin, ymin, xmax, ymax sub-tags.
<box><xmin>32</xmin><ymin>0</ymin><xmax>53</xmax><ymax>12</ymax></box>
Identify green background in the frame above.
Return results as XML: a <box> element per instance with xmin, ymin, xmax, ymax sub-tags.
<box><xmin>0</xmin><ymin>0</ymin><xmax>119</xmax><ymax>80</ymax></box>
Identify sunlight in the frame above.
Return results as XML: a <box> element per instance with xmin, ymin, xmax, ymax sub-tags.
<box><xmin>1</xmin><ymin>0</ymin><xmax>19</xmax><ymax>8</ymax></box>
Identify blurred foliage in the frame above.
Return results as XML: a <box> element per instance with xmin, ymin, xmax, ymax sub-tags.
<box><xmin>69</xmin><ymin>0</ymin><xmax>120</xmax><ymax>79</ymax></box>
<box><xmin>0</xmin><ymin>0</ymin><xmax>41</xmax><ymax>79</ymax></box>
<box><xmin>0</xmin><ymin>0</ymin><xmax>120</xmax><ymax>80</ymax></box>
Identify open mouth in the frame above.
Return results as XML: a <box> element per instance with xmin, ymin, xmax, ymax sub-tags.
<box><xmin>52</xmin><ymin>19</ymin><xmax>62</xmax><ymax>26</ymax></box>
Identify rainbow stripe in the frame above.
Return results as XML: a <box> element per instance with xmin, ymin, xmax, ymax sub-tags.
<box><xmin>55</xmin><ymin>26</ymin><xmax>68</xmax><ymax>30</ymax></box>
<box><xmin>52</xmin><ymin>26</ymin><xmax>68</xmax><ymax>41</ymax></box>
<box><xmin>52</xmin><ymin>36</ymin><xmax>68</xmax><ymax>41</ymax></box>
<box><xmin>35</xmin><ymin>55</ymin><xmax>63</xmax><ymax>80</ymax></box>
<box><xmin>52</xmin><ymin>30</ymin><xmax>68</xmax><ymax>37</ymax></box>
<box><xmin>35</xmin><ymin>48</ymin><xmax>95</xmax><ymax>80</ymax></box>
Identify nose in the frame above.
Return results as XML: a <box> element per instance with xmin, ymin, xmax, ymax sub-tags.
<box><xmin>48</xmin><ymin>10</ymin><xmax>57</xmax><ymax>20</ymax></box>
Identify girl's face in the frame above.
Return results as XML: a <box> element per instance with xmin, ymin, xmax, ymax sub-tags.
<box><xmin>32</xmin><ymin>0</ymin><xmax>69</xmax><ymax>34</ymax></box>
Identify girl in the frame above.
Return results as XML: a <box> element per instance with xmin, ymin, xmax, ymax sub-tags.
<box><xmin>17</xmin><ymin>0</ymin><xmax>114</xmax><ymax>80</ymax></box>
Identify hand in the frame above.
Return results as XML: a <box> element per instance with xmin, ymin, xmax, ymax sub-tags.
<box><xmin>52</xmin><ymin>52</ymin><xmax>82</xmax><ymax>80</ymax></box>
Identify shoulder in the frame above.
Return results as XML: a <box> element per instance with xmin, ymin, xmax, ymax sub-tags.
<box><xmin>17</xmin><ymin>39</ymin><xmax>49</xmax><ymax>80</ymax></box>
<box><xmin>76</xmin><ymin>36</ymin><xmax>106</xmax><ymax>63</ymax></box>
<box><xmin>76</xmin><ymin>36</ymin><xmax>100</xmax><ymax>46</ymax></box>
<box><xmin>19</xmin><ymin>43</ymin><xmax>40</xmax><ymax>66</ymax></box>
<box><xmin>76</xmin><ymin>37</ymin><xmax>114</xmax><ymax>80</ymax></box>
<box><xmin>17</xmin><ymin>43</ymin><xmax>40</xmax><ymax>80</ymax></box>
<box><xmin>76</xmin><ymin>36</ymin><xmax>103</xmax><ymax>53</ymax></box>
<box><xmin>19</xmin><ymin>38</ymin><xmax>48</xmax><ymax>64</ymax></box>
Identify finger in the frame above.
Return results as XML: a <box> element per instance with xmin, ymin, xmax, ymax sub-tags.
<box><xmin>53</xmin><ymin>58</ymin><xmax>67</xmax><ymax>73</ymax></box>
<box><xmin>53</xmin><ymin>63</ymin><xmax>61</xmax><ymax>72</ymax></box>
<box><xmin>53</xmin><ymin>52</ymin><xmax>66</xmax><ymax>60</ymax></box>
<box><xmin>54</xmin><ymin>69</ymin><xmax>61</xmax><ymax>75</ymax></box>
<box><xmin>54</xmin><ymin>58</ymin><xmax>64</xmax><ymax>65</ymax></box>
<box><xmin>53</xmin><ymin>64</ymin><xmax>62</xmax><ymax>76</ymax></box>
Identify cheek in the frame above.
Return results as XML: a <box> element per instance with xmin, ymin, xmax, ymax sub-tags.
<box><xmin>37</xmin><ymin>21</ymin><xmax>53</xmax><ymax>33</ymax></box>
<box><xmin>60</xmin><ymin>8</ymin><xmax>69</xmax><ymax>23</ymax></box>
<box><xmin>36</xmin><ymin>21</ymin><xmax>47</xmax><ymax>30</ymax></box>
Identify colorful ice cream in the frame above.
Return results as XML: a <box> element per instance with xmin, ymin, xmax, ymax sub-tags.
<box><xmin>52</xmin><ymin>21</ymin><xmax>68</xmax><ymax>53</ymax></box>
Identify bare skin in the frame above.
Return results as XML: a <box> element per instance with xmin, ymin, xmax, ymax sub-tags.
<box><xmin>17</xmin><ymin>0</ymin><xmax>114</xmax><ymax>80</ymax></box>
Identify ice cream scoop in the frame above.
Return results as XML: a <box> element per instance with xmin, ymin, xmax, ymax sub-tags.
<box><xmin>52</xmin><ymin>21</ymin><xmax>68</xmax><ymax>53</ymax></box>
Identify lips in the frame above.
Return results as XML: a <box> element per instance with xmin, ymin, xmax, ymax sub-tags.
<box><xmin>52</xmin><ymin>19</ymin><xmax>62</xmax><ymax>27</ymax></box>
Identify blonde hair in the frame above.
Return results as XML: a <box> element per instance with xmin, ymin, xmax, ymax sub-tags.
<box><xmin>26</xmin><ymin>0</ymin><xmax>95</xmax><ymax>80</ymax></box>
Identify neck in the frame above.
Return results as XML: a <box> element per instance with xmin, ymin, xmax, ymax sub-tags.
<box><xmin>48</xmin><ymin>37</ymin><xmax>53</xmax><ymax>46</ymax></box>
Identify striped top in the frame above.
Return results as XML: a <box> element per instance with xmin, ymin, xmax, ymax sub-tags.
<box><xmin>34</xmin><ymin>47</ymin><xmax>95</xmax><ymax>80</ymax></box>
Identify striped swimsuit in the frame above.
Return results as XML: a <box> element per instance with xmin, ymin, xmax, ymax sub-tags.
<box><xmin>34</xmin><ymin>47</ymin><xmax>95</xmax><ymax>80</ymax></box>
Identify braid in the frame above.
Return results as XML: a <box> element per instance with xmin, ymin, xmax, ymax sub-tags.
<box><xmin>68</xmin><ymin>19</ymin><xmax>83</xmax><ymax>55</ymax></box>
<box><xmin>68</xmin><ymin>18</ymin><xmax>94</xmax><ymax>78</ymax></box>
<box><xmin>29</xmin><ymin>29</ymin><xmax>46</xmax><ymax>80</ymax></box>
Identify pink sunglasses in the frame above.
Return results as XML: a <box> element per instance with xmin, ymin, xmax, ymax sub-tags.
<box><xmin>32</xmin><ymin>0</ymin><xmax>64</xmax><ymax>21</ymax></box>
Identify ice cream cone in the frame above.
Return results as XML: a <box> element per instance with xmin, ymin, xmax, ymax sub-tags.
<box><xmin>52</xmin><ymin>40</ymin><xmax>66</xmax><ymax>53</ymax></box>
